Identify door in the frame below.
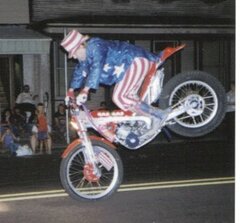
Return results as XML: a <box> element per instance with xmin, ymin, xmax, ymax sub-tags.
<box><xmin>0</xmin><ymin>55</ymin><xmax>23</xmax><ymax>113</ymax></box>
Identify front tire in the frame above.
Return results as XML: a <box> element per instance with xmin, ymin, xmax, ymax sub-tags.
<box><xmin>159</xmin><ymin>70</ymin><xmax>227</xmax><ymax>137</ymax></box>
<box><xmin>60</xmin><ymin>140</ymin><xmax>123</xmax><ymax>201</ymax></box>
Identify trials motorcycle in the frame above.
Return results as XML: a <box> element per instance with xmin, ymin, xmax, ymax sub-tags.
<box><xmin>60</xmin><ymin>44</ymin><xmax>227</xmax><ymax>201</ymax></box>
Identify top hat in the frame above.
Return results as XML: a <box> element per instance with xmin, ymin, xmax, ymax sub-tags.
<box><xmin>61</xmin><ymin>30</ymin><xmax>89</xmax><ymax>58</ymax></box>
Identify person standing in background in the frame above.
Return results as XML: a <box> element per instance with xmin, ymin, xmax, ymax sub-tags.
<box><xmin>16</xmin><ymin>85</ymin><xmax>38</xmax><ymax>116</ymax></box>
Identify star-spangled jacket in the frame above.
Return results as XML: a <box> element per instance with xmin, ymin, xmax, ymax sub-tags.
<box><xmin>70</xmin><ymin>37</ymin><xmax>161</xmax><ymax>90</ymax></box>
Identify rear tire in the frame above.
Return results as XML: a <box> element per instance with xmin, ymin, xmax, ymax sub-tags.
<box><xmin>159</xmin><ymin>70</ymin><xmax>227</xmax><ymax>137</ymax></box>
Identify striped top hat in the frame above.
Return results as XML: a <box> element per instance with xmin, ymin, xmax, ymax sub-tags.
<box><xmin>61</xmin><ymin>30</ymin><xmax>89</xmax><ymax>58</ymax></box>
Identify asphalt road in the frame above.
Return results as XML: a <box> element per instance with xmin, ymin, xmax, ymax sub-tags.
<box><xmin>0</xmin><ymin>183</ymin><xmax>234</xmax><ymax>223</ymax></box>
<box><xmin>0</xmin><ymin>140</ymin><xmax>235</xmax><ymax>223</ymax></box>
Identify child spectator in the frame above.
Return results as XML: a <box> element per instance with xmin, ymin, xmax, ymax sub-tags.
<box><xmin>30</xmin><ymin>103</ymin><xmax>52</xmax><ymax>154</ymax></box>
<box><xmin>54</xmin><ymin>103</ymin><xmax>66</xmax><ymax>136</ymax></box>
<box><xmin>1</xmin><ymin>108</ymin><xmax>19</xmax><ymax>136</ymax></box>
<box><xmin>1</xmin><ymin>126</ymin><xmax>20</xmax><ymax>156</ymax></box>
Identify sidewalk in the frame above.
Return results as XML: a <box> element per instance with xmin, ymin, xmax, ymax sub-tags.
<box><xmin>0</xmin><ymin>139</ymin><xmax>234</xmax><ymax>193</ymax></box>
<box><xmin>0</xmin><ymin>131</ymin><xmax>68</xmax><ymax>157</ymax></box>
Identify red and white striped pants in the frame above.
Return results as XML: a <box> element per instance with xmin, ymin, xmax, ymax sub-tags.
<box><xmin>112</xmin><ymin>57</ymin><xmax>156</xmax><ymax>111</ymax></box>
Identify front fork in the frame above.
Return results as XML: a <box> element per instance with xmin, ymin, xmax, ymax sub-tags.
<box><xmin>73</xmin><ymin>115</ymin><xmax>101</xmax><ymax>177</ymax></box>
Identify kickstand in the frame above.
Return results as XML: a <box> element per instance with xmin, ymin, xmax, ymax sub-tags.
<box><xmin>162</xmin><ymin>127</ymin><xmax>172</xmax><ymax>142</ymax></box>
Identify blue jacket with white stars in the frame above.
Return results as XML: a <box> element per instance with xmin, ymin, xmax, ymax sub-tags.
<box><xmin>70</xmin><ymin>37</ymin><xmax>160</xmax><ymax>90</ymax></box>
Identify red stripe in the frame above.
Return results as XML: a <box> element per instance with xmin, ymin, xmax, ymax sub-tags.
<box><xmin>62</xmin><ymin>31</ymin><xmax>78</xmax><ymax>48</ymax></box>
<box><xmin>113</xmin><ymin>58</ymin><xmax>154</xmax><ymax>110</ymax></box>
<box><xmin>98</xmin><ymin>152</ymin><xmax>113</xmax><ymax>170</ymax></box>
<box><xmin>127</xmin><ymin>58</ymin><xmax>146</xmax><ymax>96</ymax></box>
<box><xmin>123</xmin><ymin>61</ymin><xmax>137</xmax><ymax>97</ymax></box>
<box><xmin>114</xmin><ymin>61</ymin><xmax>136</xmax><ymax>107</ymax></box>
<box><xmin>120</xmin><ymin>61</ymin><xmax>137</xmax><ymax>106</ymax></box>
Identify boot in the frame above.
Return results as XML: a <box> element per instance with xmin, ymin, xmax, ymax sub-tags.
<box><xmin>136</xmin><ymin>102</ymin><xmax>170</xmax><ymax>122</ymax></box>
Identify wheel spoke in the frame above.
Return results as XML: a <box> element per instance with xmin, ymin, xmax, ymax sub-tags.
<box><xmin>76</xmin><ymin>177</ymin><xmax>86</xmax><ymax>188</ymax></box>
<box><xmin>203</xmin><ymin>95</ymin><xmax>214</xmax><ymax>100</ymax></box>
<box><xmin>169</xmin><ymin>79</ymin><xmax>218</xmax><ymax>128</ymax></box>
<box><xmin>199</xmin><ymin>114</ymin><xmax>204</xmax><ymax>123</ymax></box>
<box><xmin>63</xmin><ymin>145</ymin><xmax>121</xmax><ymax>200</ymax></box>
<box><xmin>176</xmin><ymin>114</ymin><xmax>192</xmax><ymax>121</ymax></box>
<box><xmin>205</xmin><ymin>106</ymin><xmax>214</xmax><ymax>112</ymax></box>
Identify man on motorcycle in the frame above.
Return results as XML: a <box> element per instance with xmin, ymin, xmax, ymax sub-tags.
<box><xmin>61</xmin><ymin>29</ymin><xmax>169</xmax><ymax>123</ymax></box>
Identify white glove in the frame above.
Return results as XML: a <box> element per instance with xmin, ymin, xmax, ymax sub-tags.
<box><xmin>65</xmin><ymin>90</ymin><xmax>75</xmax><ymax>105</ymax></box>
<box><xmin>76</xmin><ymin>93</ymin><xmax>88</xmax><ymax>105</ymax></box>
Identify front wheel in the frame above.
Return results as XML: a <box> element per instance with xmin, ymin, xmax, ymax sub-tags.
<box><xmin>60</xmin><ymin>140</ymin><xmax>123</xmax><ymax>201</ymax></box>
<box><xmin>159</xmin><ymin>70</ymin><xmax>227</xmax><ymax>137</ymax></box>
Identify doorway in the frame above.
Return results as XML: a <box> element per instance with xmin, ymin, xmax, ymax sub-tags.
<box><xmin>0</xmin><ymin>55</ymin><xmax>23</xmax><ymax>113</ymax></box>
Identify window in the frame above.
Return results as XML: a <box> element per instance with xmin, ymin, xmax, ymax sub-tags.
<box><xmin>53</xmin><ymin>41</ymin><xmax>77</xmax><ymax>98</ymax></box>
<box><xmin>201</xmin><ymin>40</ymin><xmax>232</xmax><ymax>87</ymax></box>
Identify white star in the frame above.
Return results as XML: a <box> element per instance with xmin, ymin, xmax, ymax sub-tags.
<box><xmin>103</xmin><ymin>63</ymin><xmax>112</xmax><ymax>72</ymax></box>
<box><xmin>82</xmin><ymin>71</ymin><xmax>87</xmax><ymax>77</ymax></box>
<box><xmin>113</xmin><ymin>63</ymin><xmax>125</xmax><ymax>78</ymax></box>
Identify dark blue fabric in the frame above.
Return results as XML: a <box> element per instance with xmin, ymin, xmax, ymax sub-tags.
<box><xmin>70</xmin><ymin>38</ymin><xmax>161</xmax><ymax>90</ymax></box>
<box><xmin>37</xmin><ymin>131</ymin><xmax>48</xmax><ymax>140</ymax></box>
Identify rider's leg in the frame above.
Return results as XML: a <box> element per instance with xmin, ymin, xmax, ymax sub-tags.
<box><xmin>134</xmin><ymin>102</ymin><xmax>169</xmax><ymax>121</ymax></box>
<box><xmin>112</xmin><ymin>57</ymin><xmax>169</xmax><ymax>122</ymax></box>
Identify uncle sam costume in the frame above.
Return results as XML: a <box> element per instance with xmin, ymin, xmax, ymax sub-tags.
<box><xmin>69</xmin><ymin>37</ymin><xmax>161</xmax><ymax>111</ymax></box>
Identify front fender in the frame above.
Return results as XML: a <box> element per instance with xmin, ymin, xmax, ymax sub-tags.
<box><xmin>61</xmin><ymin>136</ymin><xmax>116</xmax><ymax>158</ymax></box>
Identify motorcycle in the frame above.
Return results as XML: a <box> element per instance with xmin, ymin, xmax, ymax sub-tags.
<box><xmin>60</xmin><ymin>44</ymin><xmax>227</xmax><ymax>201</ymax></box>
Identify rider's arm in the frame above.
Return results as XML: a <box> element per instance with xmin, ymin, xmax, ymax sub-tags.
<box><xmin>69</xmin><ymin>62</ymin><xmax>89</xmax><ymax>90</ymax></box>
<box><xmin>84</xmin><ymin>39</ymin><xmax>108</xmax><ymax>90</ymax></box>
<box><xmin>81</xmin><ymin>86</ymin><xmax>90</xmax><ymax>94</ymax></box>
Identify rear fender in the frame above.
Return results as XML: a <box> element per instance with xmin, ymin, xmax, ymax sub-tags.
<box><xmin>61</xmin><ymin>136</ymin><xmax>116</xmax><ymax>158</ymax></box>
<box><xmin>160</xmin><ymin>44</ymin><xmax>185</xmax><ymax>62</ymax></box>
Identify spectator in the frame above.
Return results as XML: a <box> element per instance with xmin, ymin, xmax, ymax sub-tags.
<box><xmin>0</xmin><ymin>126</ymin><xmax>20</xmax><ymax>156</ymax></box>
<box><xmin>0</xmin><ymin>120</ymin><xmax>4</xmax><ymax>145</ymax></box>
<box><xmin>30</xmin><ymin>103</ymin><xmax>52</xmax><ymax>154</ymax></box>
<box><xmin>226</xmin><ymin>81</ymin><xmax>235</xmax><ymax>112</ymax></box>
<box><xmin>54</xmin><ymin>103</ymin><xmax>66</xmax><ymax>135</ymax></box>
<box><xmin>226</xmin><ymin>81</ymin><xmax>235</xmax><ymax>141</ymax></box>
<box><xmin>0</xmin><ymin>108</ymin><xmax>19</xmax><ymax>136</ymax></box>
<box><xmin>1</xmin><ymin>108</ymin><xmax>12</xmax><ymax>125</ymax></box>
<box><xmin>15</xmin><ymin>85</ymin><xmax>38</xmax><ymax>122</ymax></box>
<box><xmin>99</xmin><ymin>101</ymin><xmax>107</xmax><ymax>110</ymax></box>
<box><xmin>10</xmin><ymin>107</ymin><xmax>26</xmax><ymax>135</ymax></box>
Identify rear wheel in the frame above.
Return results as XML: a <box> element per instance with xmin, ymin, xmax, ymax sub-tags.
<box><xmin>60</xmin><ymin>140</ymin><xmax>123</xmax><ymax>201</ymax></box>
<box><xmin>159</xmin><ymin>70</ymin><xmax>227</xmax><ymax>137</ymax></box>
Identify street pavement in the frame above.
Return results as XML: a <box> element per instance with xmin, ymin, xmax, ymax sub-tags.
<box><xmin>0</xmin><ymin>183</ymin><xmax>234</xmax><ymax>223</ymax></box>
<box><xmin>0</xmin><ymin>138</ymin><xmax>235</xmax><ymax>223</ymax></box>
<box><xmin>0</xmin><ymin>138</ymin><xmax>234</xmax><ymax>187</ymax></box>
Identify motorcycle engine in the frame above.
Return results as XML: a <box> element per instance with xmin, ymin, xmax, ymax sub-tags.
<box><xmin>116</xmin><ymin>121</ymin><xmax>148</xmax><ymax>149</ymax></box>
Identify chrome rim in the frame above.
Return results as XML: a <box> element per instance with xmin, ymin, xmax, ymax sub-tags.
<box><xmin>66</xmin><ymin>146</ymin><xmax>119</xmax><ymax>200</ymax></box>
<box><xmin>169</xmin><ymin>80</ymin><xmax>218</xmax><ymax>128</ymax></box>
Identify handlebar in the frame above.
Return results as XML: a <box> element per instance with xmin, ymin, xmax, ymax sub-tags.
<box><xmin>65</xmin><ymin>93</ymin><xmax>87</xmax><ymax>107</ymax></box>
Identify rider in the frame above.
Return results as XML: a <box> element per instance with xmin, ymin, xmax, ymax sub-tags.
<box><xmin>61</xmin><ymin>30</ymin><xmax>169</xmax><ymax>123</ymax></box>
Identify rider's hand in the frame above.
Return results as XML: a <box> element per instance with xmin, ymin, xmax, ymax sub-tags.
<box><xmin>76</xmin><ymin>88</ymin><xmax>89</xmax><ymax>104</ymax></box>
<box><xmin>76</xmin><ymin>91</ymin><xmax>88</xmax><ymax>104</ymax></box>
<box><xmin>65</xmin><ymin>89</ymin><xmax>75</xmax><ymax>105</ymax></box>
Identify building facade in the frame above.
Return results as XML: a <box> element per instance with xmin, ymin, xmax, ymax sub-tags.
<box><xmin>0</xmin><ymin>0</ymin><xmax>235</xmax><ymax>141</ymax></box>
<box><xmin>0</xmin><ymin>0</ymin><xmax>52</xmax><ymax>117</ymax></box>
